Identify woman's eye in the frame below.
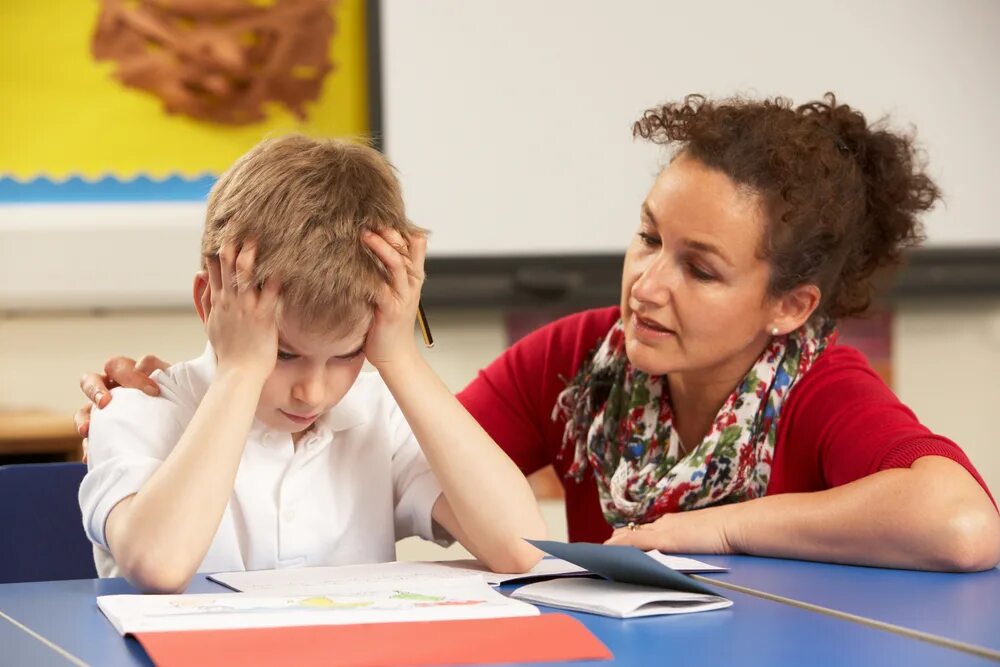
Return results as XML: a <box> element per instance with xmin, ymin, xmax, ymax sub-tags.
<box><xmin>638</xmin><ymin>232</ymin><xmax>660</xmax><ymax>247</ymax></box>
<box><xmin>277</xmin><ymin>350</ymin><xmax>298</xmax><ymax>361</ymax></box>
<box><xmin>688</xmin><ymin>264</ymin><xmax>716</xmax><ymax>282</ymax></box>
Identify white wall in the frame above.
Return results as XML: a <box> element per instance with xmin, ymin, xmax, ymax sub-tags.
<box><xmin>1</xmin><ymin>301</ymin><xmax>997</xmax><ymax>562</ymax></box>
<box><xmin>383</xmin><ymin>0</ymin><xmax>1000</xmax><ymax>255</ymax></box>
<box><xmin>894</xmin><ymin>297</ymin><xmax>1000</xmax><ymax>496</ymax></box>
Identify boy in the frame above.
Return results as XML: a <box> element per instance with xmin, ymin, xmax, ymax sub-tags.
<box><xmin>79</xmin><ymin>136</ymin><xmax>545</xmax><ymax>593</ymax></box>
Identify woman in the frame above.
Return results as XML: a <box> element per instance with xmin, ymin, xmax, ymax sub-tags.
<box><xmin>77</xmin><ymin>93</ymin><xmax>1000</xmax><ymax>571</ymax></box>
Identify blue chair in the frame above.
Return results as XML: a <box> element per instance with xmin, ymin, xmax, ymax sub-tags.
<box><xmin>0</xmin><ymin>463</ymin><xmax>97</xmax><ymax>583</ymax></box>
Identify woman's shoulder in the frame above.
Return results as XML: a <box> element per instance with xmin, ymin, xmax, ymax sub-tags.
<box><xmin>775</xmin><ymin>341</ymin><xmax>921</xmax><ymax>481</ymax></box>
<box><xmin>789</xmin><ymin>341</ymin><xmax>891</xmax><ymax>404</ymax></box>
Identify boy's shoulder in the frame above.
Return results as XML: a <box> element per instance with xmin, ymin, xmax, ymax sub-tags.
<box><xmin>147</xmin><ymin>346</ymin><xmax>216</xmax><ymax>411</ymax></box>
<box><xmin>96</xmin><ymin>347</ymin><xmax>214</xmax><ymax>426</ymax></box>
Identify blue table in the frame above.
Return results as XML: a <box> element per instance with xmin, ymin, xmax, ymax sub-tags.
<box><xmin>692</xmin><ymin>554</ymin><xmax>1000</xmax><ymax>656</ymax></box>
<box><xmin>1</xmin><ymin>572</ymin><xmax>997</xmax><ymax>666</ymax></box>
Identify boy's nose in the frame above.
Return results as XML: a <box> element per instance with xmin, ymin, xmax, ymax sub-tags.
<box><xmin>292</xmin><ymin>374</ymin><xmax>326</xmax><ymax>408</ymax></box>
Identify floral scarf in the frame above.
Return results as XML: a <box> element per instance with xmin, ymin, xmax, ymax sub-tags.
<box><xmin>553</xmin><ymin>318</ymin><xmax>836</xmax><ymax>527</ymax></box>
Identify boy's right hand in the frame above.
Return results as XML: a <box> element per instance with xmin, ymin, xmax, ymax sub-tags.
<box><xmin>73</xmin><ymin>242</ymin><xmax>281</xmax><ymax>438</ymax></box>
<box><xmin>203</xmin><ymin>241</ymin><xmax>281</xmax><ymax>380</ymax></box>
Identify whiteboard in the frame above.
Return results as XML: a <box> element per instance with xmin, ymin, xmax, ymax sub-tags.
<box><xmin>381</xmin><ymin>0</ymin><xmax>1000</xmax><ymax>256</ymax></box>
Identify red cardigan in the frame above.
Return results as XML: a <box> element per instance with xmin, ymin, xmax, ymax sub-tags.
<box><xmin>457</xmin><ymin>306</ymin><xmax>993</xmax><ymax>543</ymax></box>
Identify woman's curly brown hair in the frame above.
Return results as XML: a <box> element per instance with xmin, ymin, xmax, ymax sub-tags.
<box><xmin>633</xmin><ymin>93</ymin><xmax>941</xmax><ymax>321</ymax></box>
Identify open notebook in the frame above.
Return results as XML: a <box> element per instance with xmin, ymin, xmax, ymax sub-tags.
<box><xmin>509</xmin><ymin>540</ymin><xmax>732</xmax><ymax>618</ymax></box>
<box><xmin>97</xmin><ymin>576</ymin><xmax>538</xmax><ymax>635</ymax></box>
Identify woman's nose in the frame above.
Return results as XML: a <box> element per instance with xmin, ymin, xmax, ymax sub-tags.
<box><xmin>631</xmin><ymin>253</ymin><xmax>675</xmax><ymax>305</ymax></box>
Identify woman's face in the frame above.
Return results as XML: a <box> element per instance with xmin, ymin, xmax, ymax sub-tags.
<box><xmin>620</xmin><ymin>154</ymin><xmax>780</xmax><ymax>382</ymax></box>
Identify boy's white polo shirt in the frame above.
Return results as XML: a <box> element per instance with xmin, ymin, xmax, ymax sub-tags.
<box><xmin>80</xmin><ymin>345</ymin><xmax>447</xmax><ymax>578</ymax></box>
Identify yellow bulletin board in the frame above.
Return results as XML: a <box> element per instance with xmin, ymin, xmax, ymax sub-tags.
<box><xmin>0</xmin><ymin>0</ymin><xmax>376</xmax><ymax>310</ymax></box>
<box><xmin>0</xmin><ymin>0</ymin><xmax>370</xmax><ymax>187</ymax></box>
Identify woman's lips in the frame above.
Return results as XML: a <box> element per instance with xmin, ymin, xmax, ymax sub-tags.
<box><xmin>631</xmin><ymin>312</ymin><xmax>676</xmax><ymax>339</ymax></box>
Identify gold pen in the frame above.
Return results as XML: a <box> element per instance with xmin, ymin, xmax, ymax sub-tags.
<box><xmin>417</xmin><ymin>301</ymin><xmax>434</xmax><ymax>348</ymax></box>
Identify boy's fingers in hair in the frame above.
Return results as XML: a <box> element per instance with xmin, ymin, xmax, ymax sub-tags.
<box><xmin>207</xmin><ymin>255</ymin><xmax>224</xmax><ymax>300</ymax></box>
<box><xmin>259</xmin><ymin>274</ymin><xmax>282</xmax><ymax>311</ymax></box>
<box><xmin>104</xmin><ymin>356</ymin><xmax>160</xmax><ymax>396</ymax></box>
<box><xmin>79</xmin><ymin>372</ymin><xmax>112</xmax><ymax>407</ymax></box>
<box><xmin>74</xmin><ymin>403</ymin><xmax>93</xmax><ymax>437</ymax></box>
<box><xmin>365</xmin><ymin>231</ymin><xmax>408</xmax><ymax>291</ymax></box>
<box><xmin>234</xmin><ymin>241</ymin><xmax>258</xmax><ymax>294</ymax></box>
<box><xmin>386</xmin><ymin>229</ymin><xmax>411</xmax><ymax>256</ymax></box>
<box><xmin>409</xmin><ymin>232</ymin><xmax>428</xmax><ymax>278</ymax></box>
<box><xmin>364</xmin><ymin>230</ymin><xmax>404</xmax><ymax>270</ymax></box>
<box><xmin>218</xmin><ymin>243</ymin><xmax>237</xmax><ymax>297</ymax></box>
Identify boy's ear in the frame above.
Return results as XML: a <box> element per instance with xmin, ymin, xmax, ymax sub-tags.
<box><xmin>192</xmin><ymin>271</ymin><xmax>211</xmax><ymax>324</ymax></box>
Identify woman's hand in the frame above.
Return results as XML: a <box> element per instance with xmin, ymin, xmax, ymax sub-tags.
<box><xmin>204</xmin><ymin>241</ymin><xmax>281</xmax><ymax>380</ymax></box>
<box><xmin>604</xmin><ymin>505</ymin><xmax>739</xmax><ymax>555</ymax></box>
<box><xmin>361</xmin><ymin>228</ymin><xmax>427</xmax><ymax>370</ymax></box>
<box><xmin>76</xmin><ymin>356</ymin><xmax>170</xmax><ymax>437</ymax></box>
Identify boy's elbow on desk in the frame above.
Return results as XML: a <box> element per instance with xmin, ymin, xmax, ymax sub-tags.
<box><xmin>479</xmin><ymin>530</ymin><xmax>547</xmax><ymax>575</ymax></box>
<box><xmin>118</xmin><ymin>552</ymin><xmax>195</xmax><ymax>594</ymax></box>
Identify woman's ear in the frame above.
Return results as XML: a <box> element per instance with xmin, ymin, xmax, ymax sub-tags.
<box><xmin>769</xmin><ymin>283</ymin><xmax>821</xmax><ymax>335</ymax></box>
<box><xmin>192</xmin><ymin>271</ymin><xmax>211</xmax><ymax>324</ymax></box>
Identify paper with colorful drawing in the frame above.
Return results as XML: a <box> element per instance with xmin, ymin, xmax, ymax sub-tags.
<box><xmin>98</xmin><ymin>575</ymin><xmax>538</xmax><ymax>636</ymax></box>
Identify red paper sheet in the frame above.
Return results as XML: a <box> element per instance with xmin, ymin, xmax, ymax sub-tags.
<box><xmin>134</xmin><ymin>614</ymin><xmax>612</xmax><ymax>666</ymax></box>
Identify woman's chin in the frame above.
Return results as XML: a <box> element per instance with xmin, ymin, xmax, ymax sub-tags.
<box><xmin>625</xmin><ymin>339</ymin><xmax>679</xmax><ymax>376</ymax></box>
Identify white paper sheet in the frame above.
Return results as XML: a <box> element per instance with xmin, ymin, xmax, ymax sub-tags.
<box><xmin>644</xmin><ymin>552</ymin><xmax>727</xmax><ymax>573</ymax></box>
<box><xmin>98</xmin><ymin>575</ymin><xmax>538</xmax><ymax>636</ymax></box>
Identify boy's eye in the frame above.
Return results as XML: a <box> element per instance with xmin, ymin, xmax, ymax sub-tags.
<box><xmin>277</xmin><ymin>350</ymin><xmax>298</xmax><ymax>361</ymax></box>
<box><xmin>332</xmin><ymin>349</ymin><xmax>364</xmax><ymax>363</ymax></box>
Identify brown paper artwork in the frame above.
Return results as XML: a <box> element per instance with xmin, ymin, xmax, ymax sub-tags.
<box><xmin>92</xmin><ymin>0</ymin><xmax>337</xmax><ymax>125</ymax></box>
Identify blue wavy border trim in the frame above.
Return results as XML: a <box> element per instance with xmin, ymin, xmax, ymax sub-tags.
<box><xmin>0</xmin><ymin>175</ymin><xmax>217</xmax><ymax>203</ymax></box>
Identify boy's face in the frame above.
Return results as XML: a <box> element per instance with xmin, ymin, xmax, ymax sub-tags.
<box><xmin>255</xmin><ymin>309</ymin><xmax>369</xmax><ymax>438</ymax></box>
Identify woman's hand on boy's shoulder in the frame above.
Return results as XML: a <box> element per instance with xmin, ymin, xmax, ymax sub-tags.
<box><xmin>362</xmin><ymin>228</ymin><xmax>427</xmax><ymax>370</ymax></box>
<box><xmin>75</xmin><ymin>355</ymin><xmax>170</xmax><ymax>437</ymax></box>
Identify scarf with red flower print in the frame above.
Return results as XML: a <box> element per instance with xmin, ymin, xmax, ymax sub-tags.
<box><xmin>553</xmin><ymin>317</ymin><xmax>836</xmax><ymax>528</ymax></box>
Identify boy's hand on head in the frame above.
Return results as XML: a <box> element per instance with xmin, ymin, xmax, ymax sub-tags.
<box><xmin>362</xmin><ymin>228</ymin><xmax>427</xmax><ymax>369</ymax></box>
<box><xmin>205</xmin><ymin>241</ymin><xmax>282</xmax><ymax>381</ymax></box>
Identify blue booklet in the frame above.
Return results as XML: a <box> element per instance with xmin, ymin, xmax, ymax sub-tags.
<box><xmin>515</xmin><ymin>540</ymin><xmax>732</xmax><ymax>618</ymax></box>
<box><xmin>525</xmin><ymin>539</ymin><xmax>719</xmax><ymax>596</ymax></box>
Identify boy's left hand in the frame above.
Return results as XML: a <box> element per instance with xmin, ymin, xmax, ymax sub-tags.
<box><xmin>362</xmin><ymin>227</ymin><xmax>427</xmax><ymax>369</ymax></box>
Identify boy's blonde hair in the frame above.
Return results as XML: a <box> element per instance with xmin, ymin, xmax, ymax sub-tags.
<box><xmin>202</xmin><ymin>135</ymin><xmax>422</xmax><ymax>335</ymax></box>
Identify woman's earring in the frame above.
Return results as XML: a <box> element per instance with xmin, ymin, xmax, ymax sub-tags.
<box><xmin>770</xmin><ymin>327</ymin><xmax>780</xmax><ymax>336</ymax></box>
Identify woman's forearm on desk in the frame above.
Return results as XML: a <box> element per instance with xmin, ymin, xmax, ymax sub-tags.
<box><xmin>608</xmin><ymin>456</ymin><xmax>1000</xmax><ymax>571</ymax></box>
<box><xmin>729</xmin><ymin>456</ymin><xmax>1000</xmax><ymax>571</ymax></box>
